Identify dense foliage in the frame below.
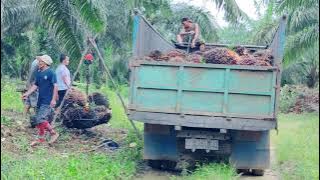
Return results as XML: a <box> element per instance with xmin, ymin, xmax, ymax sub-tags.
<box><xmin>1</xmin><ymin>0</ymin><xmax>318</xmax><ymax>87</ymax></box>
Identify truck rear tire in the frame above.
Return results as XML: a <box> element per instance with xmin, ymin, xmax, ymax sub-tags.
<box><xmin>148</xmin><ymin>160</ymin><xmax>177</xmax><ymax>170</ymax></box>
<box><xmin>148</xmin><ymin>160</ymin><xmax>162</xmax><ymax>169</ymax></box>
<box><xmin>236</xmin><ymin>169</ymin><xmax>250</xmax><ymax>175</ymax></box>
<box><xmin>252</xmin><ymin>169</ymin><xmax>264</xmax><ymax>176</ymax></box>
<box><xmin>162</xmin><ymin>160</ymin><xmax>177</xmax><ymax>170</ymax></box>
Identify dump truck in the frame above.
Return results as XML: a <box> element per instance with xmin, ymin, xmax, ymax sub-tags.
<box><xmin>128</xmin><ymin>11</ymin><xmax>287</xmax><ymax>175</ymax></box>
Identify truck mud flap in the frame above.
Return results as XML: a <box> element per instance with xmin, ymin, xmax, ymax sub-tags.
<box><xmin>229</xmin><ymin>130</ymin><xmax>270</xmax><ymax>169</ymax></box>
<box><xmin>143</xmin><ymin>124</ymin><xmax>178</xmax><ymax>161</ymax></box>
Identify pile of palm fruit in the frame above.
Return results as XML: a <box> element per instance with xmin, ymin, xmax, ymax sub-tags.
<box><xmin>60</xmin><ymin>88</ymin><xmax>112</xmax><ymax>129</ymax></box>
<box><xmin>142</xmin><ymin>46</ymin><xmax>274</xmax><ymax>66</ymax></box>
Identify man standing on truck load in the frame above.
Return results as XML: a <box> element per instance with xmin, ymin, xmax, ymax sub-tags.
<box><xmin>22</xmin><ymin>54</ymin><xmax>59</xmax><ymax>146</ymax></box>
<box><xmin>55</xmin><ymin>54</ymin><xmax>71</xmax><ymax>109</ymax></box>
<box><xmin>176</xmin><ymin>17</ymin><xmax>205</xmax><ymax>51</ymax></box>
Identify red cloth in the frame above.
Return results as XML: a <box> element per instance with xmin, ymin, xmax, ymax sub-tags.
<box><xmin>84</xmin><ymin>54</ymin><xmax>94</xmax><ymax>61</ymax></box>
<box><xmin>36</xmin><ymin>121</ymin><xmax>56</xmax><ymax>141</ymax></box>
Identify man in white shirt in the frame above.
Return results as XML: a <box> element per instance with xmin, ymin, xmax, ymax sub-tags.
<box><xmin>55</xmin><ymin>54</ymin><xmax>71</xmax><ymax>108</ymax></box>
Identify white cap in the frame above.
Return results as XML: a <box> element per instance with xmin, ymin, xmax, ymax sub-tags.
<box><xmin>36</xmin><ymin>55</ymin><xmax>53</xmax><ymax>66</ymax></box>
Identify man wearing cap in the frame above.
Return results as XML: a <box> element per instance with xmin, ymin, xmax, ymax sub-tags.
<box><xmin>176</xmin><ymin>17</ymin><xmax>205</xmax><ymax>51</ymax></box>
<box><xmin>22</xmin><ymin>54</ymin><xmax>59</xmax><ymax>146</ymax></box>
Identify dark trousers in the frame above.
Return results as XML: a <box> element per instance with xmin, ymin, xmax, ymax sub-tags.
<box><xmin>56</xmin><ymin>90</ymin><xmax>67</xmax><ymax>108</ymax></box>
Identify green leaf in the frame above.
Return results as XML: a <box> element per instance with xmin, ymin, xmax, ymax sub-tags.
<box><xmin>36</xmin><ymin>0</ymin><xmax>82</xmax><ymax>67</ymax></box>
<box><xmin>211</xmin><ymin>0</ymin><xmax>249</xmax><ymax>24</ymax></box>
<box><xmin>70</xmin><ymin>0</ymin><xmax>105</xmax><ymax>33</ymax></box>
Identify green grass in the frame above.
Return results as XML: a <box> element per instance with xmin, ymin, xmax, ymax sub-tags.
<box><xmin>1</xmin><ymin>80</ymin><xmax>24</xmax><ymax>112</ymax></box>
<box><xmin>1</xmin><ymin>79</ymin><xmax>143</xmax><ymax>180</ymax></box>
<box><xmin>1</xmin><ymin>116</ymin><xmax>13</xmax><ymax>126</ymax></box>
<box><xmin>2</xmin><ymin>79</ymin><xmax>319</xmax><ymax>179</ymax></box>
<box><xmin>1</xmin><ymin>148</ymin><xmax>139</xmax><ymax>180</ymax></box>
<box><xmin>271</xmin><ymin>113</ymin><xmax>319</xmax><ymax>180</ymax></box>
<box><xmin>174</xmin><ymin>163</ymin><xmax>237</xmax><ymax>180</ymax></box>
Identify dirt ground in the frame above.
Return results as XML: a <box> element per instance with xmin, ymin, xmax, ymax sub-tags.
<box><xmin>1</xmin><ymin>110</ymin><xmax>280</xmax><ymax>180</ymax></box>
<box><xmin>1</xmin><ymin>110</ymin><xmax>128</xmax><ymax>155</ymax></box>
<box><xmin>133</xmin><ymin>140</ymin><xmax>280</xmax><ymax>180</ymax></box>
<box><xmin>133</xmin><ymin>146</ymin><xmax>279</xmax><ymax>180</ymax></box>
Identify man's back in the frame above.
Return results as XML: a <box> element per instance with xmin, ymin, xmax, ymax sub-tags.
<box><xmin>55</xmin><ymin>64</ymin><xmax>71</xmax><ymax>91</ymax></box>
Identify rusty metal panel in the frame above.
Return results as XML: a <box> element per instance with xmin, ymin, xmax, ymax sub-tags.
<box><xmin>177</xmin><ymin>130</ymin><xmax>230</xmax><ymax>140</ymax></box>
<box><xmin>129</xmin><ymin>111</ymin><xmax>276</xmax><ymax>131</ymax></box>
<box><xmin>144</xmin><ymin>123</ymin><xmax>171</xmax><ymax>135</ymax></box>
<box><xmin>232</xmin><ymin>131</ymin><xmax>262</xmax><ymax>141</ymax></box>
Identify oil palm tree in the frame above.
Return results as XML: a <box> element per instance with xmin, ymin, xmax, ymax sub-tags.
<box><xmin>282</xmin><ymin>44</ymin><xmax>319</xmax><ymax>87</ymax></box>
<box><xmin>35</xmin><ymin>0</ymin><xmax>105</xmax><ymax>68</ymax></box>
<box><xmin>278</xmin><ymin>0</ymin><xmax>319</xmax><ymax>62</ymax></box>
<box><xmin>1</xmin><ymin>0</ymin><xmax>35</xmax><ymax>37</ymax></box>
<box><xmin>162</xmin><ymin>3</ymin><xmax>220</xmax><ymax>42</ymax></box>
<box><xmin>211</xmin><ymin>0</ymin><xmax>249</xmax><ymax>23</ymax></box>
<box><xmin>250</xmin><ymin>0</ymin><xmax>319</xmax><ymax>64</ymax></box>
<box><xmin>1</xmin><ymin>0</ymin><xmax>105</xmax><ymax>69</ymax></box>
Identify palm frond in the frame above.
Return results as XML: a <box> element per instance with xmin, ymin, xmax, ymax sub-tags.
<box><xmin>278</xmin><ymin>0</ymin><xmax>317</xmax><ymax>12</ymax></box>
<box><xmin>283</xmin><ymin>25</ymin><xmax>319</xmax><ymax>64</ymax></box>
<box><xmin>251</xmin><ymin>22</ymin><xmax>278</xmax><ymax>45</ymax></box>
<box><xmin>167</xmin><ymin>4</ymin><xmax>220</xmax><ymax>42</ymax></box>
<box><xmin>36</xmin><ymin>0</ymin><xmax>82</xmax><ymax>66</ymax></box>
<box><xmin>1</xmin><ymin>0</ymin><xmax>35</xmax><ymax>35</ymax></box>
<box><xmin>249</xmin><ymin>2</ymin><xmax>278</xmax><ymax>46</ymax></box>
<box><xmin>70</xmin><ymin>0</ymin><xmax>105</xmax><ymax>33</ymax></box>
<box><xmin>286</xmin><ymin>5</ymin><xmax>319</xmax><ymax>34</ymax></box>
<box><xmin>211</xmin><ymin>0</ymin><xmax>249</xmax><ymax>23</ymax></box>
<box><xmin>282</xmin><ymin>45</ymin><xmax>319</xmax><ymax>86</ymax></box>
<box><xmin>98</xmin><ymin>0</ymin><xmax>131</xmax><ymax>50</ymax></box>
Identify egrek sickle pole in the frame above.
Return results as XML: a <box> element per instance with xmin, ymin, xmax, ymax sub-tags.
<box><xmin>87</xmin><ymin>37</ymin><xmax>142</xmax><ymax>140</ymax></box>
<box><xmin>51</xmin><ymin>36</ymin><xmax>97</xmax><ymax>127</ymax></box>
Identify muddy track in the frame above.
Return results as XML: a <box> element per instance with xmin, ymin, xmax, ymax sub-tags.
<box><xmin>133</xmin><ymin>146</ymin><xmax>279</xmax><ymax>180</ymax></box>
<box><xmin>134</xmin><ymin>164</ymin><xmax>180</xmax><ymax>180</ymax></box>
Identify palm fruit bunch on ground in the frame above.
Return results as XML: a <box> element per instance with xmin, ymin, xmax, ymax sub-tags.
<box><xmin>63</xmin><ymin>88</ymin><xmax>88</xmax><ymax>107</ymax></box>
<box><xmin>60</xmin><ymin>89</ymin><xmax>111</xmax><ymax>129</ymax></box>
<box><xmin>88</xmin><ymin>92</ymin><xmax>109</xmax><ymax>107</ymax></box>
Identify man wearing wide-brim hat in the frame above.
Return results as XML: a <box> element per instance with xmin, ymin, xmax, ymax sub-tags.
<box><xmin>22</xmin><ymin>54</ymin><xmax>59</xmax><ymax>146</ymax></box>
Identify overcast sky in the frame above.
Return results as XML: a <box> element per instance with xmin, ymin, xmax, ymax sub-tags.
<box><xmin>171</xmin><ymin>0</ymin><xmax>265</xmax><ymax>27</ymax></box>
